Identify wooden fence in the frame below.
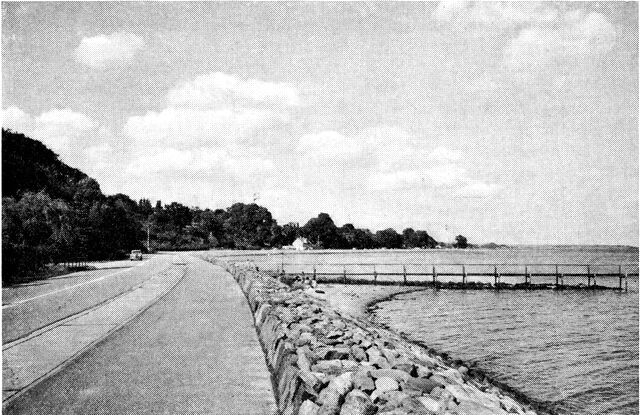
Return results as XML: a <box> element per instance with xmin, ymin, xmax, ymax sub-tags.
<box><xmin>273</xmin><ymin>262</ymin><xmax>638</xmax><ymax>291</ymax></box>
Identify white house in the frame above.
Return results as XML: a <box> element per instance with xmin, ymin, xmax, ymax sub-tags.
<box><xmin>292</xmin><ymin>237</ymin><xmax>310</xmax><ymax>251</ymax></box>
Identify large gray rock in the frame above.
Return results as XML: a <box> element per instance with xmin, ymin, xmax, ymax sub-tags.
<box><xmin>297</xmin><ymin>347</ymin><xmax>312</xmax><ymax>372</ymax></box>
<box><xmin>312</xmin><ymin>359</ymin><xmax>344</xmax><ymax>374</ymax></box>
<box><xmin>353</xmin><ymin>370</ymin><xmax>375</xmax><ymax>393</ymax></box>
<box><xmin>299</xmin><ymin>399</ymin><xmax>321</xmax><ymax>415</ymax></box>
<box><xmin>326</xmin><ymin>347</ymin><xmax>351</xmax><ymax>360</ymax></box>
<box><xmin>378</xmin><ymin>390</ymin><xmax>410</xmax><ymax>407</ymax></box>
<box><xmin>370</xmin><ymin>357</ymin><xmax>392</xmax><ymax>369</ymax></box>
<box><xmin>370</xmin><ymin>369</ymin><xmax>410</xmax><ymax>383</ymax></box>
<box><xmin>455</xmin><ymin>400</ymin><xmax>509</xmax><ymax>415</ymax></box>
<box><xmin>351</xmin><ymin>346</ymin><xmax>368</xmax><ymax>362</ymax></box>
<box><xmin>318</xmin><ymin>372</ymin><xmax>354</xmax><ymax>415</ymax></box>
<box><xmin>375</xmin><ymin>377</ymin><xmax>399</xmax><ymax>393</ymax></box>
<box><xmin>299</xmin><ymin>369</ymin><xmax>324</xmax><ymax>394</ymax></box>
<box><xmin>403</xmin><ymin>376</ymin><xmax>440</xmax><ymax>394</ymax></box>
<box><xmin>339</xmin><ymin>390</ymin><xmax>377</xmax><ymax>415</ymax></box>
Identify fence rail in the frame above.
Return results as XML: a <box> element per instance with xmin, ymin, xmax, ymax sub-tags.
<box><xmin>267</xmin><ymin>262</ymin><xmax>638</xmax><ymax>291</ymax></box>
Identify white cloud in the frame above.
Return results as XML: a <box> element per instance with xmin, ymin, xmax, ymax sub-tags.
<box><xmin>297</xmin><ymin>131</ymin><xmax>363</xmax><ymax>159</ymax></box>
<box><xmin>124</xmin><ymin>72</ymin><xmax>299</xmax><ymax>152</ymax></box>
<box><xmin>75</xmin><ymin>32</ymin><xmax>144</xmax><ymax>68</ymax></box>
<box><xmin>433</xmin><ymin>2</ymin><xmax>558</xmax><ymax>27</ymax></box>
<box><xmin>295</xmin><ymin>127</ymin><xmax>499</xmax><ymax>197</ymax></box>
<box><xmin>427</xmin><ymin>146</ymin><xmax>462</xmax><ymax>163</ymax></box>
<box><xmin>3</xmin><ymin>107</ymin><xmax>97</xmax><ymax>153</ymax></box>
<box><xmin>456</xmin><ymin>182</ymin><xmax>501</xmax><ymax>198</ymax></box>
<box><xmin>125</xmin><ymin>146</ymin><xmax>274</xmax><ymax>179</ymax></box>
<box><xmin>2</xmin><ymin>106</ymin><xmax>34</xmax><ymax>132</ymax></box>
<box><xmin>426</xmin><ymin>164</ymin><xmax>468</xmax><ymax>187</ymax></box>
<box><xmin>504</xmin><ymin>12</ymin><xmax>616</xmax><ymax>74</ymax></box>
<box><xmin>123</xmin><ymin>107</ymin><xmax>281</xmax><ymax>148</ymax></box>
<box><xmin>168</xmin><ymin>72</ymin><xmax>301</xmax><ymax>108</ymax></box>
<box><xmin>32</xmin><ymin>109</ymin><xmax>96</xmax><ymax>152</ymax></box>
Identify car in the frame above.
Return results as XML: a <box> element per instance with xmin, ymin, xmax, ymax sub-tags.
<box><xmin>130</xmin><ymin>250</ymin><xmax>143</xmax><ymax>261</ymax></box>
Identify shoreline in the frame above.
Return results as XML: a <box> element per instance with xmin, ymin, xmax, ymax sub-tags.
<box><xmin>318</xmin><ymin>283</ymin><xmax>559</xmax><ymax>415</ymax></box>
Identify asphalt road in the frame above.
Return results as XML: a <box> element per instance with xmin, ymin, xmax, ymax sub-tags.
<box><xmin>3</xmin><ymin>255</ymin><xmax>173</xmax><ymax>343</ymax></box>
<box><xmin>4</xmin><ymin>255</ymin><xmax>276</xmax><ymax>414</ymax></box>
<box><xmin>2</xmin><ymin>257</ymin><xmax>157</xmax><ymax>306</ymax></box>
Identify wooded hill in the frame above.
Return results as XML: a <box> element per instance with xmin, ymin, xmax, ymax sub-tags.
<box><xmin>2</xmin><ymin>129</ymin><xmax>447</xmax><ymax>284</ymax></box>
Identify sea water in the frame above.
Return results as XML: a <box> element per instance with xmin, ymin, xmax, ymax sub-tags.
<box><xmin>369</xmin><ymin>246</ymin><xmax>639</xmax><ymax>414</ymax></box>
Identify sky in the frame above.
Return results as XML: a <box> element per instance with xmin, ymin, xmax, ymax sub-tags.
<box><xmin>2</xmin><ymin>2</ymin><xmax>638</xmax><ymax>245</ymax></box>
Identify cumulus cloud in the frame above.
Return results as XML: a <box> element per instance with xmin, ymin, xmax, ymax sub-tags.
<box><xmin>456</xmin><ymin>182</ymin><xmax>501</xmax><ymax>198</ymax></box>
<box><xmin>2</xmin><ymin>106</ymin><xmax>34</xmax><ymax>132</ymax></box>
<box><xmin>504</xmin><ymin>11</ymin><xmax>616</xmax><ymax>74</ymax></box>
<box><xmin>74</xmin><ymin>32</ymin><xmax>144</xmax><ymax>68</ymax></box>
<box><xmin>124</xmin><ymin>107</ymin><xmax>282</xmax><ymax>148</ymax></box>
<box><xmin>433</xmin><ymin>3</ymin><xmax>617</xmax><ymax>85</ymax></box>
<box><xmin>296</xmin><ymin>126</ymin><xmax>499</xmax><ymax>197</ymax></box>
<box><xmin>125</xmin><ymin>147</ymin><xmax>274</xmax><ymax>179</ymax></box>
<box><xmin>297</xmin><ymin>131</ymin><xmax>363</xmax><ymax>159</ymax></box>
<box><xmin>433</xmin><ymin>2</ymin><xmax>558</xmax><ymax>27</ymax></box>
<box><xmin>427</xmin><ymin>146</ymin><xmax>462</xmax><ymax>163</ymax></box>
<box><xmin>124</xmin><ymin>72</ymin><xmax>299</xmax><ymax>150</ymax></box>
<box><xmin>2</xmin><ymin>107</ymin><xmax>97</xmax><ymax>153</ymax></box>
<box><xmin>167</xmin><ymin>72</ymin><xmax>301</xmax><ymax>109</ymax></box>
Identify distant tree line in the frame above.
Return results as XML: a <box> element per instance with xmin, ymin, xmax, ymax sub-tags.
<box><xmin>2</xmin><ymin>129</ymin><xmax>470</xmax><ymax>284</ymax></box>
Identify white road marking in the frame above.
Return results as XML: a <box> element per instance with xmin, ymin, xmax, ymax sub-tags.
<box><xmin>2</xmin><ymin>266</ymin><xmax>140</xmax><ymax>308</ymax></box>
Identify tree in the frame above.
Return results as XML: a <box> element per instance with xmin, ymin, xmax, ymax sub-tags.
<box><xmin>402</xmin><ymin>228</ymin><xmax>418</xmax><ymax>248</ymax></box>
<box><xmin>138</xmin><ymin>199</ymin><xmax>153</xmax><ymax>218</ymax></box>
<box><xmin>454</xmin><ymin>235</ymin><xmax>468</xmax><ymax>249</ymax></box>
<box><xmin>415</xmin><ymin>230</ymin><xmax>437</xmax><ymax>248</ymax></box>
<box><xmin>375</xmin><ymin>228</ymin><xmax>403</xmax><ymax>249</ymax></box>
<box><xmin>224</xmin><ymin>203</ymin><xmax>276</xmax><ymax>249</ymax></box>
<box><xmin>301</xmin><ymin>213</ymin><xmax>343</xmax><ymax>248</ymax></box>
<box><xmin>280</xmin><ymin>222</ymin><xmax>300</xmax><ymax>246</ymax></box>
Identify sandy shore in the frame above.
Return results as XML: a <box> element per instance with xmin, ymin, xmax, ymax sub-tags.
<box><xmin>307</xmin><ymin>283</ymin><xmax>425</xmax><ymax>319</ymax></box>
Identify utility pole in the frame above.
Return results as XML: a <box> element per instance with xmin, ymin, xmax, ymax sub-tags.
<box><xmin>144</xmin><ymin>221</ymin><xmax>151</xmax><ymax>252</ymax></box>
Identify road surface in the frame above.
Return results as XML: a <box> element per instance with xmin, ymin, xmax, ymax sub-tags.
<box><xmin>3</xmin><ymin>255</ymin><xmax>172</xmax><ymax>343</ymax></box>
<box><xmin>4</xmin><ymin>255</ymin><xmax>276</xmax><ymax>414</ymax></box>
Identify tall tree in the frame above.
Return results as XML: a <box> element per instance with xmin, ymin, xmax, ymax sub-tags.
<box><xmin>302</xmin><ymin>213</ymin><xmax>343</xmax><ymax>248</ymax></box>
<box><xmin>375</xmin><ymin>228</ymin><xmax>403</xmax><ymax>249</ymax></box>
<box><xmin>454</xmin><ymin>235</ymin><xmax>468</xmax><ymax>249</ymax></box>
<box><xmin>224</xmin><ymin>203</ymin><xmax>276</xmax><ymax>249</ymax></box>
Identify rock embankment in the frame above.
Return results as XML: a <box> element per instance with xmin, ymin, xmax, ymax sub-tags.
<box><xmin>204</xmin><ymin>257</ymin><xmax>541</xmax><ymax>415</ymax></box>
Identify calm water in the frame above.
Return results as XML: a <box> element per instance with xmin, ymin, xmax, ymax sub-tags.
<box><xmin>217</xmin><ymin>246</ymin><xmax>639</xmax><ymax>414</ymax></box>
<box><xmin>367</xmin><ymin>247</ymin><xmax>639</xmax><ymax>415</ymax></box>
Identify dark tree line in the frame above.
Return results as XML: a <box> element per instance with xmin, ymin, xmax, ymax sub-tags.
<box><xmin>2</xmin><ymin>129</ymin><xmax>468</xmax><ymax>285</ymax></box>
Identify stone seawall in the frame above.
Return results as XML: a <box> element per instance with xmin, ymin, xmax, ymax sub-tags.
<box><xmin>204</xmin><ymin>257</ymin><xmax>541</xmax><ymax>415</ymax></box>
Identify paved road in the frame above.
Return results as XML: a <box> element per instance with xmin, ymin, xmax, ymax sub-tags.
<box><xmin>4</xmin><ymin>255</ymin><xmax>276</xmax><ymax>414</ymax></box>
<box><xmin>3</xmin><ymin>255</ymin><xmax>174</xmax><ymax>343</ymax></box>
<box><xmin>2</xmin><ymin>256</ymin><xmax>158</xmax><ymax>306</ymax></box>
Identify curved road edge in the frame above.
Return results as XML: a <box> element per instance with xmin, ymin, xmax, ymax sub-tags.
<box><xmin>2</xmin><ymin>255</ymin><xmax>188</xmax><ymax>406</ymax></box>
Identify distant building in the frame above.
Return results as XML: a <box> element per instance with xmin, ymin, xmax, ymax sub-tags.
<box><xmin>292</xmin><ymin>237</ymin><xmax>310</xmax><ymax>251</ymax></box>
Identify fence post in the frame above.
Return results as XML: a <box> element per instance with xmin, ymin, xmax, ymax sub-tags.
<box><xmin>373</xmin><ymin>265</ymin><xmax>377</xmax><ymax>285</ymax></box>
<box><xmin>343</xmin><ymin>265</ymin><xmax>347</xmax><ymax>284</ymax></box>
<box><xmin>587</xmin><ymin>265</ymin><xmax>591</xmax><ymax>287</ymax></box>
<box><xmin>524</xmin><ymin>266</ymin><xmax>529</xmax><ymax>284</ymax></box>
<box><xmin>313</xmin><ymin>266</ymin><xmax>316</xmax><ymax>281</ymax></box>
<box><xmin>625</xmin><ymin>273</ymin><xmax>628</xmax><ymax>292</ymax></box>
<box><xmin>462</xmin><ymin>265</ymin><xmax>467</xmax><ymax>285</ymax></box>
<box><xmin>432</xmin><ymin>266</ymin><xmax>437</xmax><ymax>285</ymax></box>
<box><xmin>494</xmin><ymin>266</ymin><xmax>499</xmax><ymax>288</ymax></box>
<box><xmin>555</xmin><ymin>265</ymin><xmax>559</xmax><ymax>287</ymax></box>
<box><xmin>403</xmin><ymin>265</ymin><xmax>407</xmax><ymax>285</ymax></box>
<box><xmin>618</xmin><ymin>266</ymin><xmax>623</xmax><ymax>291</ymax></box>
